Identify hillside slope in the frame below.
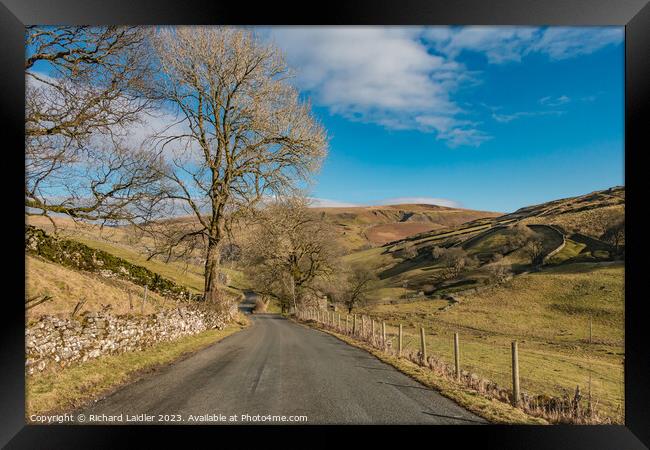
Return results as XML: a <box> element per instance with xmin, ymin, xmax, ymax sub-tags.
<box><xmin>311</xmin><ymin>203</ymin><xmax>501</xmax><ymax>250</ymax></box>
<box><xmin>344</xmin><ymin>186</ymin><xmax>624</xmax><ymax>301</ymax></box>
<box><xmin>345</xmin><ymin>188</ymin><xmax>625</xmax><ymax>423</ymax></box>
<box><xmin>358</xmin><ymin>262</ymin><xmax>624</xmax><ymax>422</ymax></box>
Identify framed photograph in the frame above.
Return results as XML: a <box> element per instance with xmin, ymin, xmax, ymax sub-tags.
<box><xmin>2</xmin><ymin>0</ymin><xmax>648</xmax><ymax>447</ymax></box>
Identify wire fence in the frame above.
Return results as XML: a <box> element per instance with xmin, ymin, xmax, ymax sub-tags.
<box><xmin>295</xmin><ymin>307</ymin><xmax>623</xmax><ymax>424</ymax></box>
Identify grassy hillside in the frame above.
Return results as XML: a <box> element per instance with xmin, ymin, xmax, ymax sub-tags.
<box><xmin>344</xmin><ymin>187</ymin><xmax>624</xmax><ymax>302</ymax></box>
<box><xmin>357</xmin><ymin>262</ymin><xmax>624</xmax><ymax>422</ymax></box>
<box><xmin>311</xmin><ymin>204</ymin><xmax>500</xmax><ymax>250</ymax></box>
<box><xmin>25</xmin><ymin>217</ymin><xmax>247</xmax><ymax>322</ymax></box>
<box><xmin>26</xmin><ymin>256</ymin><xmax>173</xmax><ymax>320</ymax></box>
<box><xmin>338</xmin><ymin>187</ymin><xmax>625</xmax><ymax>422</ymax></box>
<box><xmin>27</xmin><ymin>216</ymin><xmax>247</xmax><ymax>294</ymax></box>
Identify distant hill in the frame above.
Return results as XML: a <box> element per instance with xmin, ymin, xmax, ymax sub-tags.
<box><xmin>311</xmin><ymin>204</ymin><xmax>501</xmax><ymax>250</ymax></box>
<box><xmin>506</xmin><ymin>186</ymin><xmax>624</xmax><ymax>238</ymax></box>
<box><xmin>343</xmin><ymin>186</ymin><xmax>625</xmax><ymax>301</ymax></box>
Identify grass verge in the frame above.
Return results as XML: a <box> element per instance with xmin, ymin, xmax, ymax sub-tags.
<box><xmin>26</xmin><ymin>313</ymin><xmax>250</xmax><ymax>418</ymax></box>
<box><xmin>293</xmin><ymin>318</ymin><xmax>546</xmax><ymax>425</ymax></box>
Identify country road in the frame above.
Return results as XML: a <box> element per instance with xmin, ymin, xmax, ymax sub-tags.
<box><xmin>78</xmin><ymin>295</ymin><xmax>486</xmax><ymax>425</ymax></box>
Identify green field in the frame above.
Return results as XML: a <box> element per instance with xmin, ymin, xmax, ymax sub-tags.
<box><xmin>357</xmin><ymin>262</ymin><xmax>624</xmax><ymax>422</ymax></box>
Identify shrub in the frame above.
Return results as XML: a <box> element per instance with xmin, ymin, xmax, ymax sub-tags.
<box><xmin>422</xmin><ymin>284</ymin><xmax>436</xmax><ymax>295</ymax></box>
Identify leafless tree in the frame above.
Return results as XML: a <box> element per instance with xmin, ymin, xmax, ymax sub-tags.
<box><xmin>147</xmin><ymin>27</ymin><xmax>327</xmax><ymax>306</ymax></box>
<box><xmin>503</xmin><ymin>223</ymin><xmax>534</xmax><ymax>253</ymax></box>
<box><xmin>25</xmin><ymin>26</ymin><xmax>164</xmax><ymax>225</ymax></box>
<box><xmin>601</xmin><ymin>218</ymin><xmax>625</xmax><ymax>256</ymax></box>
<box><xmin>485</xmin><ymin>263</ymin><xmax>513</xmax><ymax>285</ymax></box>
<box><xmin>437</xmin><ymin>247</ymin><xmax>477</xmax><ymax>280</ymax></box>
<box><xmin>337</xmin><ymin>265</ymin><xmax>378</xmax><ymax>313</ymax></box>
<box><xmin>401</xmin><ymin>243</ymin><xmax>418</xmax><ymax>259</ymax></box>
<box><xmin>523</xmin><ymin>238</ymin><xmax>545</xmax><ymax>266</ymax></box>
<box><xmin>243</xmin><ymin>197</ymin><xmax>339</xmax><ymax>312</ymax></box>
<box><xmin>431</xmin><ymin>245</ymin><xmax>445</xmax><ymax>260</ymax></box>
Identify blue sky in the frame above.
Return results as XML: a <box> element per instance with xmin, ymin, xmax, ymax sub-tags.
<box><xmin>266</xmin><ymin>26</ymin><xmax>624</xmax><ymax>213</ymax></box>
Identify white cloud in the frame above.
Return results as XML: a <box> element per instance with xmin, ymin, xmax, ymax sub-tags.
<box><xmin>308</xmin><ymin>197</ymin><xmax>361</xmax><ymax>208</ymax></box>
<box><xmin>539</xmin><ymin>95</ymin><xmax>570</xmax><ymax>107</ymax></box>
<box><xmin>492</xmin><ymin>110</ymin><xmax>566</xmax><ymax>123</ymax></box>
<box><xmin>531</xmin><ymin>27</ymin><xmax>623</xmax><ymax>60</ymax></box>
<box><xmin>267</xmin><ymin>27</ymin><xmax>487</xmax><ymax>147</ymax></box>
<box><xmin>424</xmin><ymin>26</ymin><xmax>540</xmax><ymax>64</ymax></box>
<box><xmin>265</xmin><ymin>26</ymin><xmax>621</xmax><ymax>148</ymax></box>
<box><xmin>414</xmin><ymin>115</ymin><xmax>492</xmax><ymax>147</ymax></box>
<box><xmin>424</xmin><ymin>26</ymin><xmax>622</xmax><ymax>64</ymax></box>
<box><xmin>307</xmin><ymin>196</ymin><xmax>463</xmax><ymax>208</ymax></box>
<box><xmin>375</xmin><ymin>197</ymin><xmax>462</xmax><ymax>208</ymax></box>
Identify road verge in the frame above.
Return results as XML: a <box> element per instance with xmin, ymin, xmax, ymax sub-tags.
<box><xmin>292</xmin><ymin>317</ymin><xmax>547</xmax><ymax>425</ymax></box>
<box><xmin>26</xmin><ymin>313</ymin><xmax>250</xmax><ymax>419</ymax></box>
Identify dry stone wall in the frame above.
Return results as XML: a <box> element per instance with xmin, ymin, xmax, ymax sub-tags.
<box><xmin>26</xmin><ymin>305</ymin><xmax>238</xmax><ymax>374</ymax></box>
<box><xmin>25</xmin><ymin>226</ymin><xmax>202</xmax><ymax>302</ymax></box>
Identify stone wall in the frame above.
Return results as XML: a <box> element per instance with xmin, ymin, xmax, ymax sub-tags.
<box><xmin>26</xmin><ymin>304</ymin><xmax>238</xmax><ymax>374</ymax></box>
<box><xmin>26</xmin><ymin>226</ymin><xmax>202</xmax><ymax>303</ymax></box>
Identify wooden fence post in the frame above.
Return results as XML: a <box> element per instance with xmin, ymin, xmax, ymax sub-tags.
<box><xmin>128</xmin><ymin>290</ymin><xmax>133</xmax><ymax>310</ymax></box>
<box><xmin>371</xmin><ymin>320</ymin><xmax>375</xmax><ymax>344</ymax></box>
<box><xmin>346</xmin><ymin>315</ymin><xmax>350</xmax><ymax>334</ymax></box>
<box><xmin>361</xmin><ymin>315</ymin><xmax>365</xmax><ymax>337</ymax></box>
<box><xmin>511</xmin><ymin>341</ymin><xmax>520</xmax><ymax>406</ymax></box>
<box><xmin>382</xmin><ymin>322</ymin><xmax>386</xmax><ymax>349</ymax></box>
<box><xmin>454</xmin><ymin>332</ymin><xmax>460</xmax><ymax>381</ymax></box>
<box><xmin>420</xmin><ymin>327</ymin><xmax>427</xmax><ymax>363</ymax></box>
<box><xmin>589</xmin><ymin>316</ymin><xmax>593</xmax><ymax>344</ymax></box>
<box><xmin>353</xmin><ymin>314</ymin><xmax>357</xmax><ymax>335</ymax></box>
<box><xmin>398</xmin><ymin>324</ymin><xmax>403</xmax><ymax>356</ymax></box>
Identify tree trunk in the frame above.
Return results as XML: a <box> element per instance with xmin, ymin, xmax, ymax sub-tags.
<box><xmin>204</xmin><ymin>240</ymin><xmax>222</xmax><ymax>305</ymax></box>
<box><xmin>290</xmin><ymin>273</ymin><xmax>297</xmax><ymax>312</ymax></box>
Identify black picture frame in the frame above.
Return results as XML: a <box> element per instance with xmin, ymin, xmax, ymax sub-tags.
<box><xmin>2</xmin><ymin>0</ymin><xmax>648</xmax><ymax>447</ymax></box>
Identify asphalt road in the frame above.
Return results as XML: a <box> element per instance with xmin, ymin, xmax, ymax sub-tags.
<box><xmin>78</xmin><ymin>297</ymin><xmax>486</xmax><ymax>425</ymax></box>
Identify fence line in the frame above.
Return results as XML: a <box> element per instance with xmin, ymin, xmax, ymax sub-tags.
<box><xmin>295</xmin><ymin>306</ymin><xmax>606</xmax><ymax>424</ymax></box>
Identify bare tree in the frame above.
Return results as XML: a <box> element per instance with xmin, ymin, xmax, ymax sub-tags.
<box><xmin>431</xmin><ymin>245</ymin><xmax>445</xmax><ymax>260</ymax></box>
<box><xmin>485</xmin><ymin>263</ymin><xmax>513</xmax><ymax>285</ymax></box>
<box><xmin>523</xmin><ymin>238</ymin><xmax>545</xmax><ymax>266</ymax></box>
<box><xmin>401</xmin><ymin>243</ymin><xmax>418</xmax><ymax>259</ymax></box>
<box><xmin>601</xmin><ymin>218</ymin><xmax>625</xmax><ymax>256</ymax></box>
<box><xmin>243</xmin><ymin>197</ymin><xmax>339</xmax><ymax>312</ymax></box>
<box><xmin>25</xmin><ymin>26</ymin><xmax>163</xmax><ymax>225</ymax></box>
<box><xmin>338</xmin><ymin>265</ymin><xmax>378</xmax><ymax>313</ymax></box>
<box><xmin>146</xmin><ymin>27</ymin><xmax>327</xmax><ymax>306</ymax></box>
<box><xmin>503</xmin><ymin>223</ymin><xmax>534</xmax><ymax>253</ymax></box>
<box><xmin>435</xmin><ymin>247</ymin><xmax>477</xmax><ymax>280</ymax></box>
